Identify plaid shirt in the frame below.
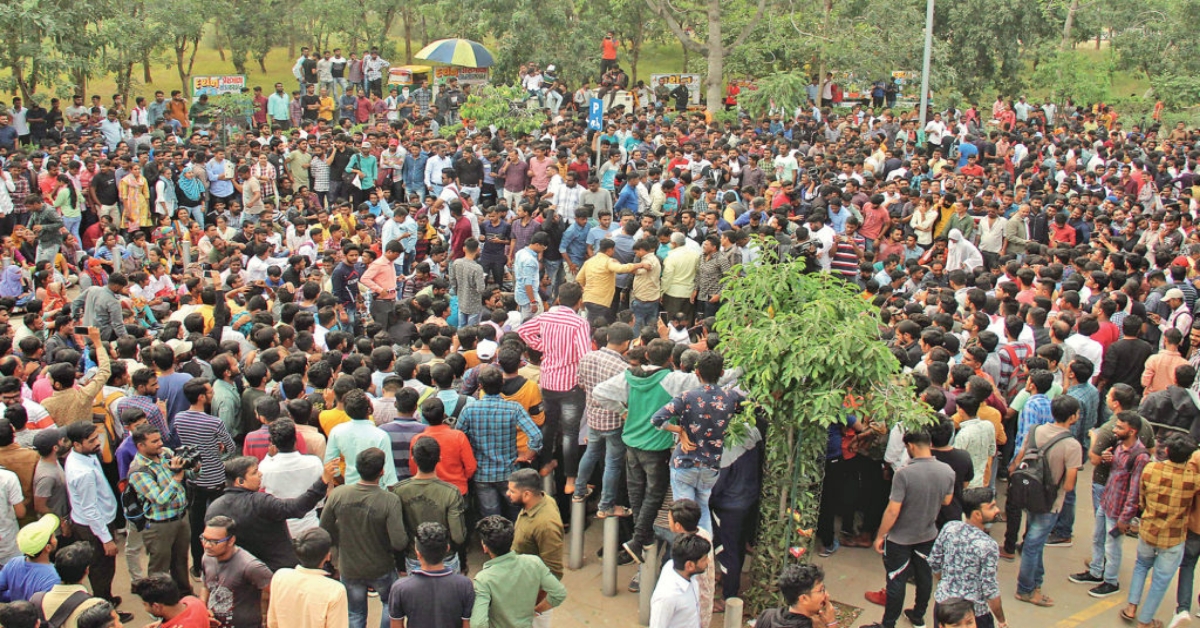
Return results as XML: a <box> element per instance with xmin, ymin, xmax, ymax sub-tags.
<box><xmin>578</xmin><ymin>348</ymin><xmax>629</xmax><ymax>432</ymax></box>
<box><xmin>1140</xmin><ymin>459</ymin><xmax>1200</xmax><ymax>548</ymax></box>
<box><xmin>116</xmin><ymin>395</ymin><xmax>173</xmax><ymax>446</ymax></box>
<box><xmin>128</xmin><ymin>453</ymin><xmax>188</xmax><ymax>521</ymax></box>
<box><xmin>997</xmin><ymin>342</ymin><xmax>1032</xmax><ymax>396</ymax></box>
<box><xmin>1100</xmin><ymin>440</ymin><xmax>1150</xmax><ymax>523</ymax></box>
<box><xmin>1013</xmin><ymin>393</ymin><xmax>1053</xmax><ymax>456</ymax></box>
<box><xmin>10</xmin><ymin>173</ymin><xmax>31</xmax><ymax>214</ymax></box>
<box><xmin>457</xmin><ymin>394</ymin><xmax>543</xmax><ymax>482</ymax></box>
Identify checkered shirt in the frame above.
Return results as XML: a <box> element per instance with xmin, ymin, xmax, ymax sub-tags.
<box><xmin>1139</xmin><ymin>459</ymin><xmax>1200</xmax><ymax>548</ymax></box>
<box><xmin>578</xmin><ymin>348</ymin><xmax>629</xmax><ymax>432</ymax></box>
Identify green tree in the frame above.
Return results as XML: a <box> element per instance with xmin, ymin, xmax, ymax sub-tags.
<box><xmin>642</xmin><ymin>0</ymin><xmax>768</xmax><ymax>112</ymax></box>
<box><xmin>0</xmin><ymin>0</ymin><xmax>111</xmax><ymax>99</ymax></box>
<box><xmin>713</xmin><ymin>248</ymin><xmax>933</xmax><ymax>613</ymax></box>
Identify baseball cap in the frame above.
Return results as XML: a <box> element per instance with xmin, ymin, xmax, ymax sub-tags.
<box><xmin>477</xmin><ymin>340</ymin><xmax>498</xmax><ymax>361</ymax></box>
<box><xmin>361</xmin><ymin>142</ymin><xmax>372</xmax><ymax>148</ymax></box>
<box><xmin>32</xmin><ymin>428</ymin><xmax>64</xmax><ymax>454</ymax></box>
<box><xmin>166</xmin><ymin>338</ymin><xmax>193</xmax><ymax>357</ymax></box>
<box><xmin>18</xmin><ymin>514</ymin><xmax>59</xmax><ymax>556</ymax></box>
<box><xmin>1166</xmin><ymin>288</ymin><xmax>1185</xmax><ymax>301</ymax></box>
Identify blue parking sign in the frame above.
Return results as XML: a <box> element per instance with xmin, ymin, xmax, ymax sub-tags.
<box><xmin>587</xmin><ymin>98</ymin><xmax>603</xmax><ymax>130</ymax></box>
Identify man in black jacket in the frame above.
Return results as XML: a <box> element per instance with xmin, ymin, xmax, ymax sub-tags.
<box><xmin>205</xmin><ymin>455</ymin><xmax>337</xmax><ymax>572</ymax></box>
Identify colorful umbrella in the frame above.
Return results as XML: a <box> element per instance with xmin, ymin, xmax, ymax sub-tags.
<box><xmin>414</xmin><ymin>39</ymin><xmax>495</xmax><ymax>68</ymax></box>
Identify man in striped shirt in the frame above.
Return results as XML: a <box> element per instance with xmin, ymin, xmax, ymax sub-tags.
<box><xmin>518</xmin><ymin>282</ymin><xmax>592</xmax><ymax>497</ymax></box>
<box><xmin>173</xmin><ymin>377</ymin><xmax>236</xmax><ymax>578</ymax></box>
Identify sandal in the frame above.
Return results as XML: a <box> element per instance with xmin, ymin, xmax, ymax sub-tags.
<box><xmin>1015</xmin><ymin>590</ymin><xmax>1055</xmax><ymax>607</ymax></box>
<box><xmin>1120</xmin><ymin>606</ymin><xmax>1138</xmax><ymax>622</ymax></box>
<box><xmin>571</xmin><ymin>487</ymin><xmax>592</xmax><ymax>503</ymax></box>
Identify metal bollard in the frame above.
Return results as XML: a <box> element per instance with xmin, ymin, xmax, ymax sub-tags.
<box><xmin>637</xmin><ymin>542</ymin><xmax>659</xmax><ymax>625</ymax></box>
<box><xmin>723</xmin><ymin>598</ymin><xmax>744</xmax><ymax>628</ymax></box>
<box><xmin>569</xmin><ymin>499</ymin><xmax>586</xmax><ymax>570</ymax></box>
<box><xmin>601</xmin><ymin>516</ymin><xmax>620</xmax><ymax>596</ymax></box>
<box><xmin>543</xmin><ymin>473</ymin><xmax>555</xmax><ymax>495</ymax></box>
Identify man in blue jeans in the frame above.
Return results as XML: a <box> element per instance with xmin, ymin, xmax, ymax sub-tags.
<box><xmin>1124</xmin><ymin>433</ymin><xmax>1200</xmax><ymax>628</ymax></box>
<box><xmin>574</xmin><ymin>322</ymin><xmax>635</xmax><ymax>517</ymax></box>
<box><xmin>651</xmin><ymin>351</ymin><xmax>744</xmax><ymax>533</ymax></box>
<box><xmin>1013</xmin><ymin>395</ymin><xmax>1083</xmax><ymax>608</ymax></box>
<box><xmin>319</xmin><ymin>447</ymin><xmax>407</xmax><ymax>628</ymax></box>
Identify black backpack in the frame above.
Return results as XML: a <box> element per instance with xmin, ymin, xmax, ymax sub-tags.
<box><xmin>120</xmin><ymin>470</ymin><xmax>150</xmax><ymax>532</ymax></box>
<box><xmin>1008</xmin><ymin>429</ymin><xmax>1074</xmax><ymax>514</ymax></box>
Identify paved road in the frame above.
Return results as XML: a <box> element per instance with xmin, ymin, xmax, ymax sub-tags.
<box><xmin>104</xmin><ymin>466</ymin><xmax>1163</xmax><ymax>627</ymax></box>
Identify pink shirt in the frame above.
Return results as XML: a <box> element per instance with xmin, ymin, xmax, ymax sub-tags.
<box><xmin>518</xmin><ymin>306</ymin><xmax>591</xmax><ymax>392</ymax></box>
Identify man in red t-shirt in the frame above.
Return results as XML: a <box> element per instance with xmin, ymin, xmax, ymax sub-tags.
<box><xmin>601</xmin><ymin>31</ymin><xmax>619</xmax><ymax>74</ymax></box>
<box><xmin>448</xmin><ymin>201</ymin><xmax>474</xmax><ymax>260</ymax></box>
<box><xmin>132</xmin><ymin>575</ymin><xmax>210</xmax><ymax>628</ymax></box>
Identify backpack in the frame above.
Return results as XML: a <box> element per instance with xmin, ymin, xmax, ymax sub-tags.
<box><xmin>120</xmin><ymin>470</ymin><xmax>150</xmax><ymax>532</ymax></box>
<box><xmin>31</xmin><ymin>590</ymin><xmax>94</xmax><ymax>628</ymax></box>
<box><xmin>91</xmin><ymin>389</ymin><xmax>125</xmax><ymax>464</ymax></box>
<box><xmin>1008</xmin><ymin>428</ymin><xmax>1074</xmax><ymax>514</ymax></box>
<box><xmin>1001</xmin><ymin>344</ymin><xmax>1031</xmax><ymax>401</ymax></box>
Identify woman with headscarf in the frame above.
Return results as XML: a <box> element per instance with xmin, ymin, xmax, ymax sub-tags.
<box><xmin>120</xmin><ymin>162</ymin><xmax>152</xmax><ymax>234</ymax></box>
<box><xmin>177</xmin><ymin>167</ymin><xmax>206</xmax><ymax>227</ymax></box>
<box><xmin>0</xmin><ymin>266</ymin><xmax>30</xmax><ymax>305</ymax></box>
<box><xmin>82</xmin><ymin>257</ymin><xmax>109</xmax><ymax>290</ymax></box>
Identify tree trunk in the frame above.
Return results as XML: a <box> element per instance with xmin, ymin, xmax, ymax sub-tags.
<box><xmin>1060</xmin><ymin>0</ymin><xmax>1080</xmax><ymax>49</ymax></box>
<box><xmin>379</xmin><ymin>8</ymin><xmax>396</xmax><ymax>51</ymax></box>
<box><xmin>420</xmin><ymin>15</ymin><xmax>428</xmax><ymax>46</ymax></box>
<box><xmin>403</xmin><ymin>8</ymin><xmax>414</xmax><ymax>63</ymax></box>
<box><xmin>287</xmin><ymin>13</ymin><xmax>296</xmax><ymax>59</ymax></box>
<box><xmin>143</xmin><ymin>52</ymin><xmax>153</xmax><ymax>83</ymax></box>
<box><xmin>176</xmin><ymin>43</ymin><xmax>188</xmax><ymax>95</ymax></box>
<box><xmin>258</xmin><ymin>56</ymin><xmax>267</xmax><ymax>72</ymax></box>
<box><xmin>704</xmin><ymin>0</ymin><xmax>723</xmax><ymax>113</ymax></box>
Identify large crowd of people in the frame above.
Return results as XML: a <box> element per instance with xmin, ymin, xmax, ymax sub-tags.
<box><xmin>1</xmin><ymin>34</ymin><xmax>1200</xmax><ymax>628</ymax></box>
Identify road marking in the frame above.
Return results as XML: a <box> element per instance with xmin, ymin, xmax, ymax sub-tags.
<box><xmin>1054</xmin><ymin>597</ymin><xmax>1124</xmax><ymax>627</ymax></box>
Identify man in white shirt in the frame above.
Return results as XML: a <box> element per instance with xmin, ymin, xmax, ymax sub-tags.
<box><xmin>924</xmin><ymin>113</ymin><xmax>947</xmax><ymax>151</ymax></box>
<box><xmin>807</xmin><ymin>213</ymin><xmax>836</xmax><ymax>272</ymax></box>
<box><xmin>259</xmin><ymin>415</ymin><xmax>324</xmax><ymax>536</ymax></box>
<box><xmin>649</xmin><ymin>534</ymin><xmax>710</xmax><ymax>628</ymax></box>
<box><xmin>977</xmin><ymin>204</ymin><xmax>1008</xmax><ymax>268</ymax></box>
<box><xmin>64</xmin><ymin>419</ymin><xmax>119</xmax><ymax>602</ymax></box>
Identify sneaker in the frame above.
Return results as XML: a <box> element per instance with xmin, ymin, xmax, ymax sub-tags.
<box><xmin>1069</xmin><ymin>571</ymin><xmax>1104</xmax><ymax>584</ymax></box>
<box><xmin>818</xmin><ymin>539</ymin><xmax>840</xmax><ymax>558</ymax></box>
<box><xmin>1170</xmin><ymin>610</ymin><xmax>1191</xmax><ymax>628</ymax></box>
<box><xmin>864</xmin><ymin>588</ymin><xmax>887</xmax><ymax>606</ymax></box>
<box><xmin>1088</xmin><ymin>582</ymin><xmax>1121</xmax><ymax>598</ymax></box>
<box><xmin>117</xmin><ymin>612</ymin><xmax>136</xmax><ymax>624</ymax></box>
<box><xmin>628</xmin><ymin>573</ymin><xmax>640</xmax><ymax>593</ymax></box>
<box><xmin>1046</xmin><ymin>536</ymin><xmax>1073</xmax><ymax>548</ymax></box>
<box><xmin>904</xmin><ymin>608</ymin><xmax>926</xmax><ymax>627</ymax></box>
<box><xmin>189</xmin><ymin>566</ymin><xmax>201</xmax><ymax>580</ymax></box>
<box><xmin>623</xmin><ymin>540</ymin><xmax>645</xmax><ymax>564</ymax></box>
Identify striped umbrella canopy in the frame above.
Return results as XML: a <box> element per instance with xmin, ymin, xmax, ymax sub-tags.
<box><xmin>414</xmin><ymin>39</ymin><xmax>495</xmax><ymax>68</ymax></box>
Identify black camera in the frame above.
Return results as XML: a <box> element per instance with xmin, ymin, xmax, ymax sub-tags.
<box><xmin>171</xmin><ymin>445</ymin><xmax>202</xmax><ymax>471</ymax></box>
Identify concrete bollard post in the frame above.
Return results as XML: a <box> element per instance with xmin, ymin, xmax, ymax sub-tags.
<box><xmin>723</xmin><ymin>598</ymin><xmax>744</xmax><ymax>628</ymax></box>
<box><xmin>569</xmin><ymin>499</ymin><xmax>586</xmax><ymax>570</ymax></box>
<box><xmin>601</xmin><ymin>516</ymin><xmax>620</xmax><ymax>596</ymax></box>
<box><xmin>542</xmin><ymin>473</ymin><xmax>554</xmax><ymax>495</ymax></box>
<box><xmin>637</xmin><ymin>542</ymin><xmax>659</xmax><ymax>625</ymax></box>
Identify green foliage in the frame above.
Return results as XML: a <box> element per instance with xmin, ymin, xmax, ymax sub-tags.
<box><xmin>1030</xmin><ymin>48</ymin><xmax>1114</xmax><ymax>106</ymax></box>
<box><xmin>715</xmin><ymin>245</ymin><xmax>933</xmax><ymax>612</ymax></box>
<box><xmin>1149</xmin><ymin>73</ymin><xmax>1200</xmax><ymax>111</ymax></box>
<box><xmin>439</xmin><ymin>84</ymin><xmax>544</xmax><ymax>138</ymax></box>
<box><xmin>738</xmin><ymin>71</ymin><xmax>810</xmax><ymax>117</ymax></box>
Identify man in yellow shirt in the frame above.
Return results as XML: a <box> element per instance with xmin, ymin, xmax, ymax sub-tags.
<box><xmin>660</xmin><ymin>232</ymin><xmax>701</xmax><ymax>324</ymax></box>
<box><xmin>318</xmin><ymin>89</ymin><xmax>336</xmax><ymax>122</ymax></box>
<box><xmin>576</xmin><ymin>238</ymin><xmax>647</xmax><ymax>327</ymax></box>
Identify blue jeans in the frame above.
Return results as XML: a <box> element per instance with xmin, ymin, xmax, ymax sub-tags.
<box><xmin>62</xmin><ymin>216</ymin><xmax>81</xmax><ymax>244</ymax></box>
<box><xmin>475</xmin><ymin>480</ymin><xmax>513</xmax><ymax>520</ymax></box>
<box><xmin>630</xmin><ymin>299</ymin><xmax>660</xmax><ymax>333</ymax></box>
<box><xmin>404</xmin><ymin>553</ymin><xmax>460</xmax><ymax>574</ymax></box>
<box><xmin>1017</xmin><ymin>510</ymin><xmax>1058</xmax><ymax>595</ymax></box>
<box><xmin>1128</xmin><ymin>538</ymin><xmax>1186</xmax><ymax>624</ymax></box>
<box><xmin>544</xmin><ymin>259</ymin><xmax>564</xmax><ymax>298</ymax></box>
<box><xmin>1086</xmin><ymin>484</ymin><xmax>1122</xmax><ymax>584</ymax></box>
<box><xmin>1177</xmin><ymin>531</ymin><xmax>1200</xmax><ymax>613</ymax></box>
<box><xmin>1050</xmin><ymin>487</ymin><xmax>1076</xmax><ymax>539</ymax></box>
<box><xmin>458</xmin><ymin>311</ymin><xmax>481</xmax><ymax>327</ymax></box>
<box><xmin>343</xmin><ymin>571</ymin><xmax>397</xmax><ymax>628</ymax></box>
<box><xmin>188</xmin><ymin>204</ymin><xmax>206</xmax><ymax>228</ymax></box>
<box><xmin>670</xmin><ymin>466</ymin><xmax>721</xmax><ymax>533</ymax></box>
<box><xmin>405</xmin><ymin>182</ymin><xmax>427</xmax><ymax>202</ymax></box>
<box><xmin>574</xmin><ymin>428</ymin><xmax>626</xmax><ymax>510</ymax></box>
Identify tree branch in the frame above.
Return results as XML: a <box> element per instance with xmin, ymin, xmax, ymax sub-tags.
<box><xmin>729</xmin><ymin>0</ymin><xmax>769</xmax><ymax>51</ymax></box>
<box><xmin>643</xmin><ymin>0</ymin><xmax>708</xmax><ymax>54</ymax></box>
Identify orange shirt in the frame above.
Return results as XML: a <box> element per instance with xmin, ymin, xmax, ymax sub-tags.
<box><xmin>602</xmin><ymin>38</ymin><xmax>619</xmax><ymax>60</ymax></box>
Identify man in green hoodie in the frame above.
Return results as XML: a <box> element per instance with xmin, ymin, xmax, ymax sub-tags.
<box><xmin>593</xmin><ymin>338</ymin><xmax>699</xmax><ymax>563</ymax></box>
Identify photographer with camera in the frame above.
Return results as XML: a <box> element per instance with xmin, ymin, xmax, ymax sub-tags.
<box><xmin>128</xmin><ymin>423</ymin><xmax>195</xmax><ymax>597</ymax></box>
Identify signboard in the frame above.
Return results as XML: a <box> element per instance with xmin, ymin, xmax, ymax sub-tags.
<box><xmin>587</xmin><ymin>98</ymin><xmax>603</xmax><ymax>131</ymax></box>
<box><xmin>190</xmin><ymin>75</ymin><xmax>246</xmax><ymax>102</ymax></box>
<box><xmin>650</xmin><ymin>73</ymin><xmax>702</xmax><ymax>106</ymax></box>
<box><xmin>389</xmin><ymin>67</ymin><xmax>414</xmax><ymax>85</ymax></box>
<box><xmin>432</xmin><ymin>66</ymin><xmax>490</xmax><ymax>86</ymax></box>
